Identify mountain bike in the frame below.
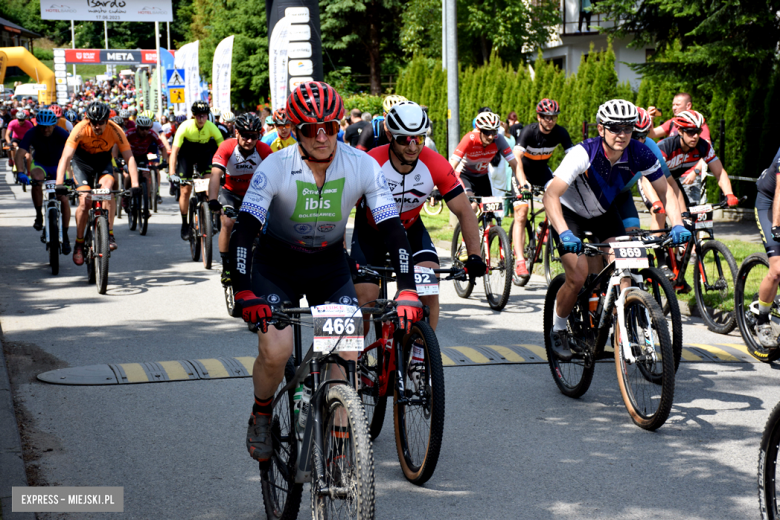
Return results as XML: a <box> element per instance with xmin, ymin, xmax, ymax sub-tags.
<box><xmin>40</xmin><ymin>180</ymin><xmax>65</xmax><ymax>275</ymax></box>
<box><xmin>735</xmin><ymin>253</ymin><xmax>780</xmax><ymax>363</ymax></box>
<box><xmin>543</xmin><ymin>234</ymin><xmax>675</xmax><ymax>430</ymax></box>
<box><xmin>506</xmin><ymin>185</ymin><xmax>562</xmax><ymax>287</ymax></box>
<box><xmin>170</xmin><ymin>173</ymin><xmax>214</xmax><ymax>269</ymax></box>
<box><xmin>257</xmin><ymin>303</ymin><xmax>375</xmax><ymax>519</ymax></box>
<box><xmin>451</xmin><ymin>195</ymin><xmax>512</xmax><ymax>310</ymax></box>
<box><xmin>759</xmin><ymin>399</ymin><xmax>780</xmax><ymax>520</ymax></box>
<box><xmin>221</xmin><ymin>205</ymin><xmax>242</xmax><ymax>318</ymax></box>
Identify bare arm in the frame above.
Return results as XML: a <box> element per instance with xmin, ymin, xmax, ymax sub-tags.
<box><xmin>706</xmin><ymin>158</ymin><xmax>735</xmax><ymax>196</ymax></box>
<box><xmin>511</xmin><ymin>149</ymin><xmax>528</xmax><ymax>187</ymax></box>
<box><xmin>650</xmin><ymin>175</ymin><xmax>682</xmax><ymax>227</ymax></box>
<box><xmin>14</xmin><ymin>147</ymin><xmax>28</xmax><ymax>173</ymax></box>
<box><xmin>647</xmin><ymin>126</ymin><xmax>667</xmax><ymax>141</ymax></box>
<box><xmin>542</xmin><ymin>178</ymin><xmax>570</xmax><ymax>235</ymax></box>
<box><xmin>55</xmin><ymin>146</ymin><xmax>76</xmax><ymax>185</ymax></box>
<box><xmin>121</xmin><ymin>149</ymin><xmax>140</xmax><ymax>188</ymax></box>
<box><xmin>169</xmin><ymin>145</ymin><xmax>180</xmax><ymax>176</ymax></box>
<box><xmin>446</xmin><ymin>192</ymin><xmax>481</xmax><ymax>256</ymax></box>
<box><xmin>208</xmin><ymin>166</ymin><xmax>222</xmax><ymax>201</ymax></box>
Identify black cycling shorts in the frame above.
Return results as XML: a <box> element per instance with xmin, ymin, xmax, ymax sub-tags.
<box><xmin>71</xmin><ymin>159</ymin><xmax>114</xmax><ymax>188</ymax></box>
<box><xmin>520</xmin><ymin>164</ymin><xmax>554</xmax><ymax>190</ymax></box>
<box><xmin>551</xmin><ymin>204</ymin><xmax>626</xmax><ymax>256</ymax></box>
<box><xmin>350</xmin><ymin>217</ymin><xmax>438</xmax><ymax>285</ymax></box>
<box><xmin>458</xmin><ymin>171</ymin><xmax>493</xmax><ymax>198</ymax></box>
<box><xmin>218</xmin><ymin>188</ymin><xmax>243</xmax><ymax>216</ymax></box>
<box><xmin>177</xmin><ymin>139</ymin><xmax>218</xmax><ymax>179</ymax></box>
<box><xmin>756</xmin><ymin>192</ymin><xmax>780</xmax><ymax>258</ymax></box>
<box><xmin>251</xmin><ymin>236</ymin><xmax>358</xmax><ymax>308</ymax></box>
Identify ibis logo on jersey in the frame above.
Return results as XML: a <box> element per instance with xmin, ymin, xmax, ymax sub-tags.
<box><xmin>292</xmin><ymin>178</ymin><xmax>344</xmax><ymax>222</ymax></box>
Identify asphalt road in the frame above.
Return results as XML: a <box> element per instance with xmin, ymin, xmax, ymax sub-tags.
<box><xmin>1</xmin><ymin>161</ymin><xmax>778</xmax><ymax>520</ymax></box>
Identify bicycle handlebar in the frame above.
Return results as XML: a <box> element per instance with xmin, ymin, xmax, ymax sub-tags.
<box><xmin>358</xmin><ymin>264</ymin><xmax>469</xmax><ymax>281</ymax></box>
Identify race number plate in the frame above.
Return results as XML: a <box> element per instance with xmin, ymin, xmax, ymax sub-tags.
<box><xmin>147</xmin><ymin>153</ymin><xmax>158</xmax><ymax>161</ymax></box>
<box><xmin>193</xmin><ymin>179</ymin><xmax>210</xmax><ymax>193</ymax></box>
<box><xmin>415</xmin><ymin>266</ymin><xmax>438</xmax><ymax>296</ymax></box>
<box><xmin>480</xmin><ymin>197</ymin><xmax>504</xmax><ymax>218</ymax></box>
<box><xmin>610</xmin><ymin>241</ymin><xmax>649</xmax><ymax>269</ymax></box>
<box><xmin>90</xmin><ymin>188</ymin><xmax>112</xmax><ymax>201</ymax></box>
<box><xmin>689</xmin><ymin>204</ymin><xmax>714</xmax><ymax>229</ymax></box>
<box><xmin>45</xmin><ymin>180</ymin><xmax>56</xmax><ymax>194</ymax></box>
<box><xmin>312</xmin><ymin>304</ymin><xmax>364</xmax><ymax>352</ymax></box>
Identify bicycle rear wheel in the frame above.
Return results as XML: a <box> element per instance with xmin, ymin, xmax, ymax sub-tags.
<box><xmin>140</xmin><ymin>181</ymin><xmax>149</xmax><ymax>236</ymax></box>
<box><xmin>736</xmin><ymin>253</ymin><xmax>780</xmax><ymax>363</ymax></box>
<box><xmin>694</xmin><ymin>239</ymin><xmax>737</xmax><ymax>334</ymax></box>
<box><xmin>127</xmin><ymin>194</ymin><xmax>137</xmax><ymax>231</ymax></box>
<box><xmin>393</xmin><ymin>322</ymin><xmax>445</xmax><ymax>485</ymax></box>
<box><xmin>543</xmin><ymin>274</ymin><xmax>595</xmax><ymax>398</ymax></box>
<box><xmin>450</xmin><ymin>223</ymin><xmax>474</xmax><ymax>298</ymax></box>
<box><xmin>484</xmin><ymin>225</ymin><xmax>512</xmax><ymax>310</ymax></box>
<box><xmin>85</xmin><ymin>226</ymin><xmax>96</xmax><ymax>284</ymax></box>
<box><xmin>543</xmin><ymin>231</ymin><xmax>564</xmax><ymax>285</ymax></box>
<box><xmin>94</xmin><ymin>216</ymin><xmax>110</xmax><ymax>294</ymax></box>
<box><xmin>189</xmin><ymin>200</ymin><xmax>201</xmax><ymax>262</ymax></box>
<box><xmin>640</xmin><ymin>267</ymin><xmax>683</xmax><ymax>372</ymax></box>
<box><xmin>151</xmin><ymin>170</ymin><xmax>158</xmax><ymax>213</ymax></box>
<box><xmin>311</xmin><ymin>384</ymin><xmax>375</xmax><ymax>519</ymax></box>
<box><xmin>261</xmin><ymin>359</ymin><xmax>303</xmax><ymax>520</ymax></box>
<box><xmin>200</xmin><ymin>201</ymin><xmax>213</xmax><ymax>269</ymax></box>
<box><xmin>759</xmin><ymin>399</ymin><xmax>780</xmax><ymax>520</ymax></box>
<box><xmin>615</xmin><ymin>290</ymin><xmax>674</xmax><ymax>430</ymax></box>
<box><xmin>47</xmin><ymin>207</ymin><xmax>59</xmax><ymax>276</ymax></box>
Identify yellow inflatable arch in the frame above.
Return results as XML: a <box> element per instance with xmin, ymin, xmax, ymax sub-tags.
<box><xmin>0</xmin><ymin>47</ymin><xmax>55</xmax><ymax>104</ymax></box>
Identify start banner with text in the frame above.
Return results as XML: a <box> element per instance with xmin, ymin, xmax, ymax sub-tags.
<box><xmin>41</xmin><ymin>0</ymin><xmax>173</xmax><ymax>22</ymax></box>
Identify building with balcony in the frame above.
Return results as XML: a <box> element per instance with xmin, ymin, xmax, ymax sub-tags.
<box><xmin>541</xmin><ymin>0</ymin><xmax>653</xmax><ymax>88</ymax></box>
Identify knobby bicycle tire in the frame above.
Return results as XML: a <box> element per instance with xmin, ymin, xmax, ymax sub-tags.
<box><xmin>127</xmin><ymin>193</ymin><xmax>137</xmax><ymax>231</ymax></box>
<box><xmin>544</xmin><ymin>232</ymin><xmax>563</xmax><ymax>286</ymax></box>
<box><xmin>189</xmin><ymin>200</ymin><xmax>201</xmax><ymax>262</ymax></box>
<box><xmin>393</xmin><ymin>321</ymin><xmax>445</xmax><ymax>485</ymax></box>
<box><xmin>86</xmin><ymin>226</ymin><xmax>96</xmax><ymax>284</ymax></box>
<box><xmin>311</xmin><ymin>384</ymin><xmax>376</xmax><ymax>520</ymax></box>
<box><xmin>543</xmin><ymin>274</ymin><xmax>595</xmax><ymax>398</ymax></box>
<box><xmin>759</xmin><ymin>399</ymin><xmax>780</xmax><ymax>520</ymax></box>
<box><xmin>614</xmin><ymin>290</ymin><xmax>674</xmax><ymax>430</ymax></box>
<box><xmin>47</xmin><ymin>207</ymin><xmax>59</xmax><ymax>276</ymax></box>
<box><xmin>140</xmin><ymin>181</ymin><xmax>149</xmax><ymax>236</ymax></box>
<box><xmin>151</xmin><ymin>170</ymin><xmax>158</xmax><ymax>213</ymax></box>
<box><xmin>694</xmin><ymin>239</ymin><xmax>737</xmax><ymax>334</ymax></box>
<box><xmin>260</xmin><ymin>358</ymin><xmax>302</xmax><ymax>520</ymax></box>
<box><xmin>450</xmin><ymin>223</ymin><xmax>474</xmax><ymax>298</ymax></box>
<box><xmin>736</xmin><ymin>253</ymin><xmax>780</xmax><ymax>363</ymax></box>
<box><xmin>640</xmin><ymin>267</ymin><xmax>683</xmax><ymax>372</ymax></box>
<box><xmin>484</xmin><ymin>225</ymin><xmax>512</xmax><ymax>311</ymax></box>
<box><xmin>200</xmin><ymin>201</ymin><xmax>213</xmax><ymax>269</ymax></box>
<box><xmin>358</xmin><ymin>321</ymin><xmax>388</xmax><ymax>440</ymax></box>
<box><xmin>95</xmin><ymin>216</ymin><xmax>110</xmax><ymax>295</ymax></box>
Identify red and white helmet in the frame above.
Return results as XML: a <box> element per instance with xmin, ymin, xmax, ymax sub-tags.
<box><xmin>286</xmin><ymin>81</ymin><xmax>344</xmax><ymax>126</ymax></box>
<box><xmin>634</xmin><ymin>107</ymin><xmax>652</xmax><ymax>133</ymax></box>
<box><xmin>474</xmin><ymin>111</ymin><xmax>500</xmax><ymax>131</ymax></box>
<box><xmin>673</xmin><ymin>110</ymin><xmax>705</xmax><ymax>129</ymax></box>
<box><xmin>536</xmin><ymin>98</ymin><xmax>560</xmax><ymax>116</ymax></box>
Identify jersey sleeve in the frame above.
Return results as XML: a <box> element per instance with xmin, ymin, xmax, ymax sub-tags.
<box><xmin>660</xmin><ymin>119</ymin><xmax>673</xmax><ymax>135</ymax></box>
<box><xmin>643</xmin><ymin>138</ymin><xmax>672</xmax><ymax>178</ymax></box>
<box><xmin>239</xmin><ymin>160</ymin><xmax>278</xmax><ymax>225</ymax></box>
<box><xmin>701</xmin><ymin>141</ymin><xmax>718</xmax><ymax>164</ymax></box>
<box><xmin>633</xmin><ymin>141</ymin><xmax>663</xmax><ymax>182</ymax></box>
<box><xmin>424</xmin><ymin>148</ymin><xmax>464</xmax><ymax>201</ymax></box>
<box><xmin>212</xmin><ymin>139</ymin><xmax>235</xmax><ymax>171</ymax></box>
<box><xmin>172</xmin><ymin>120</ymin><xmax>189</xmax><ymax>148</ymax></box>
<box><xmin>552</xmin><ymin>144</ymin><xmax>590</xmax><ymax>186</ymax></box>
<box><xmin>256</xmin><ymin>141</ymin><xmax>273</xmax><ymax>160</ymax></box>
<box><xmin>18</xmin><ymin>127</ymin><xmax>35</xmax><ymax>151</ymax></box>
<box><xmin>150</xmin><ymin>130</ymin><xmax>165</xmax><ymax>150</ymax></box>
<box><xmin>65</xmin><ymin>121</ymin><xmax>86</xmax><ymax>149</ymax></box>
<box><xmin>494</xmin><ymin>134</ymin><xmax>514</xmax><ymax>162</ymax></box>
<box><xmin>558</xmin><ymin>126</ymin><xmax>574</xmax><ymax>152</ymax></box>
<box><xmin>207</xmin><ymin>122</ymin><xmax>224</xmax><ymax>145</ymax></box>
<box><xmin>361</xmin><ymin>156</ymin><xmax>399</xmax><ymax>225</ymax></box>
<box><xmin>108</xmin><ymin>122</ymin><xmax>131</xmax><ymax>153</ymax></box>
<box><xmin>450</xmin><ymin>133</ymin><xmax>473</xmax><ymax>162</ymax></box>
<box><xmin>656</xmin><ymin>137</ymin><xmax>672</xmax><ymax>161</ymax></box>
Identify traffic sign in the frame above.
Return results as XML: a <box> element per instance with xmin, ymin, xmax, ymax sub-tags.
<box><xmin>166</xmin><ymin>69</ymin><xmax>185</xmax><ymax>86</ymax></box>
<box><xmin>169</xmin><ymin>87</ymin><xmax>185</xmax><ymax>104</ymax></box>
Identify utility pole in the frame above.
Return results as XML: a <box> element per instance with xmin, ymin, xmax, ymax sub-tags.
<box><xmin>441</xmin><ymin>0</ymin><xmax>447</xmax><ymax>71</ymax></box>
<box><xmin>445</xmin><ymin>0</ymin><xmax>459</xmax><ymax>157</ymax></box>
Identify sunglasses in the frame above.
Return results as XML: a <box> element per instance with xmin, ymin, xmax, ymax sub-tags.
<box><xmin>238</xmin><ymin>131</ymin><xmax>260</xmax><ymax>140</ymax></box>
<box><xmin>680</xmin><ymin>128</ymin><xmax>702</xmax><ymax>136</ymax></box>
<box><xmin>393</xmin><ymin>134</ymin><xmax>426</xmax><ymax>146</ymax></box>
<box><xmin>89</xmin><ymin>119</ymin><xmax>108</xmax><ymax>127</ymax></box>
<box><xmin>480</xmin><ymin>130</ymin><xmax>497</xmax><ymax>137</ymax></box>
<box><xmin>298</xmin><ymin>121</ymin><xmax>339</xmax><ymax>138</ymax></box>
<box><xmin>632</xmin><ymin>131</ymin><xmax>648</xmax><ymax>140</ymax></box>
<box><xmin>539</xmin><ymin>115</ymin><xmax>558</xmax><ymax>122</ymax></box>
<box><xmin>275</xmin><ymin>123</ymin><xmax>292</xmax><ymax>129</ymax></box>
<box><xmin>604</xmin><ymin>125</ymin><xmax>634</xmax><ymax>135</ymax></box>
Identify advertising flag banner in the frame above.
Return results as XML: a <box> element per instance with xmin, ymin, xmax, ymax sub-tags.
<box><xmin>159</xmin><ymin>48</ymin><xmax>175</xmax><ymax>99</ymax></box>
<box><xmin>212</xmin><ymin>35</ymin><xmax>234</xmax><ymax>113</ymax></box>
<box><xmin>268</xmin><ymin>17</ymin><xmax>291</xmax><ymax>110</ymax></box>
<box><xmin>175</xmin><ymin>41</ymin><xmax>200</xmax><ymax>117</ymax></box>
<box><xmin>41</xmin><ymin>0</ymin><xmax>173</xmax><ymax>22</ymax></box>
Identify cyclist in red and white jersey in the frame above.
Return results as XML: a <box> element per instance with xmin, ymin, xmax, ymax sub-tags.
<box><xmin>209</xmin><ymin>112</ymin><xmax>272</xmax><ymax>284</ymax></box>
<box><xmin>449</xmin><ymin>111</ymin><xmax>518</xmax><ymax>210</ymax></box>
<box><xmin>353</xmin><ymin>101</ymin><xmax>485</xmax><ymax>330</ymax></box>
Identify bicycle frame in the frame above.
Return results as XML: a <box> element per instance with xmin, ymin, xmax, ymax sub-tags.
<box><xmin>43</xmin><ymin>185</ymin><xmax>63</xmax><ymax>249</ymax></box>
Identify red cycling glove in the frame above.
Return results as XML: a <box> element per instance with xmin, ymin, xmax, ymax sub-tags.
<box><xmin>651</xmin><ymin>201</ymin><xmax>665</xmax><ymax>214</ymax></box>
<box><xmin>396</xmin><ymin>290</ymin><xmax>423</xmax><ymax>333</ymax></box>
<box><xmin>235</xmin><ymin>290</ymin><xmax>272</xmax><ymax>332</ymax></box>
<box><xmin>726</xmin><ymin>194</ymin><xmax>739</xmax><ymax>207</ymax></box>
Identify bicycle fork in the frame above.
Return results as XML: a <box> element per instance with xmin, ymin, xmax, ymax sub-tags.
<box><xmin>597</xmin><ymin>272</ymin><xmax>654</xmax><ymax>364</ymax></box>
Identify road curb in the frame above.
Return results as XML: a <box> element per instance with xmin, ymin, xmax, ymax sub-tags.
<box><xmin>0</xmin><ymin>333</ymin><xmax>35</xmax><ymax>520</ymax></box>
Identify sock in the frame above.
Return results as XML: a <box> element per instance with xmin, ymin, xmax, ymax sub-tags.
<box><xmin>253</xmin><ymin>396</ymin><xmax>273</xmax><ymax>416</ymax></box>
<box><xmin>75</xmin><ymin>237</ymin><xmax>85</xmax><ymax>244</ymax></box>
<box><xmin>758</xmin><ymin>299</ymin><xmax>773</xmax><ymax>325</ymax></box>
<box><xmin>34</xmin><ymin>205</ymin><xmax>42</xmax><ymax>218</ymax></box>
<box><xmin>553</xmin><ymin>311</ymin><xmax>569</xmax><ymax>332</ymax></box>
<box><xmin>181</xmin><ymin>213</ymin><xmax>188</xmax><ymax>225</ymax></box>
<box><xmin>109</xmin><ymin>229</ymin><xmax>114</xmax><ymax>236</ymax></box>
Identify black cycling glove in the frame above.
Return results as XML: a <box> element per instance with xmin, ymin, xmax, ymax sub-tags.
<box><xmin>55</xmin><ymin>185</ymin><xmax>70</xmax><ymax>196</ymax></box>
<box><xmin>464</xmin><ymin>254</ymin><xmax>487</xmax><ymax>280</ymax></box>
<box><xmin>208</xmin><ymin>199</ymin><xmax>222</xmax><ymax>213</ymax></box>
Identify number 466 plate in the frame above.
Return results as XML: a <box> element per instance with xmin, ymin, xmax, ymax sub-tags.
<box><xmin>312</xmin><ymin>304</ymin><xmax>364</xmax><ymax>352</ymax></box>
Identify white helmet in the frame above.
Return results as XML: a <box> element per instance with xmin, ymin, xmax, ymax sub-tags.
<box><xmin>382</xmin><ymin>94</ymin><xmax>408</xmax><ymax>114</ymax></box>
<box><xmin>221</xmin><ymin>110</ymin><xmax>236</xmax><ymax>123</ymax></box>
<box><xmin>596</xmin><ymin>99</ymin><xmax>638</xmax><ymax>125</ymax></box>
<box><xmin>474</xmin><ymin>112</ymin><xmax>500</xmax><ymax>131</ymax></box>
<box><xmin>385</xmin><ymin>101</ymin><xmax>429</xmax><ymax>136</ymax></box>
<box><xmin>211</xmin><ymin>107</ymin><xmax>221</xmax><ymax>118</ymax></box>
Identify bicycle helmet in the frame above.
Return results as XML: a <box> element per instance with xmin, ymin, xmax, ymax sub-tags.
<box><xmin>272</xmin><ymin>108</ymin><xmax>289</xmax><ymax>125</ymax></box>
<box><xmin>65</xmin><ymin>110</ymin><xmax>79</xmax><ymax>123</ymax></box>
<box><xmin>140</xmin><ymin>110</ymin><xmax>155</xmax><ymax>120</ymax></box>
<box><xmin>634</xmin><ymin>107</ymin><xmax>652</xmax><ymax>133</ymax></box>
<box><xmin>50</xmin><ymin>105</ymin><xmax>63</xmax><ymax>118</ymax></box>
<box><xmin>211</xmin><ymin>107</ymin><xmax>221</xmax><ymax>118</ymax></box>
<box><xmin>111</xmin><ymin>116</ymin><xmax>124</xmax><ymax>126</ymax></box>
<box><xmin>119</xmin><ymin>109</ymin><xmax>130</xmax><ymax>119</ymax></box>
<box><xmin>191</xmin><ymin>100</ymin><xmax>210</xmax><ymax>116</ymax></box>
<box><xmin>221</xmin><ymin>110</ymin><xmax>236</xmax><ymax>124</ymax></box>
<box><xmin>536</xmin><ymin>98</ymin><xmax>560</xmax><ymax>116</ymax></box>
<box><xmin>382</xmin><ymin>94</ymin><xmax>408</xmax><ymax>114</ymax></box>
<box><xmin>385</xmin><ymin>101</ymin><xmax>429</xmax><ymax>136</ymax></box>
<box><xmin>234</xmin><ymin>112</ymin><xmax>263</xmax><ymax>133</ymax></box>
<box><xmin>596</xmin><ymin>99</ymin><xmax>638</xmax><ymax>125</ymax></box>
<box><xmin>135</xmin><ymin>115</ymin><xmax>154</xmax><ymax>129</ymax></box>
<box><xmin>15</xmin><ymin>110</ymin><xmax>27</xmax><ymax>120</ymax></box>
<box><xmin>175</xmin><ymin>114</ymin><xmax>187</xmax><ymax>124</ymax></box>
<box><xmin>286</xmin><ymin>81</ymin><xmax>344</xmax><ymax>125</ymax></box>
<box><xmin>673</xmin><ymin>110</ymin><xmax>705</xmax><ymax>129</ymax></box>
<box><xmin>474</xmin><ymin>111</ymin><xmax>501</xmax><ymax>131</ymax></box>
<box><xmin>36</xmin><ymin>109</ymin><xmax>57</xmax><ymax>127</ymax></box>
<box><xmin>85</xmin><ymin>101</ymin><xmax>111</xmax><ymax>122</ymax></box>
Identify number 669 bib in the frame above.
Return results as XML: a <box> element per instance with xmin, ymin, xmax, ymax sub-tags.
<box><xmin>312</xmin><ymin>304</ymin><xmax>364</xmax><ymax>352</ymax></box>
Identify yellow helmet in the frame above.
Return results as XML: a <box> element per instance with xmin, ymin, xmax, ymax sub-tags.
<box><xmin>382</xmin><ymin>94</ymin><xmax>408</xmax><ymax>114</ymax></box>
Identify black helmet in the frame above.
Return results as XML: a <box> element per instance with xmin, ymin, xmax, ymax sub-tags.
<box><xmin>191</xmin><ymin>100</ymin><xmax>210</xmax><ymax>116</ymax></box>
<box><xmin>235</xmin><ymin>113</ymin><xmax>263</xmax><ymax>133</ymax></box>
<box><xmin>85</xmin><ymin>102</ymin><xmax>111</xmax><ymax>122</ymax></box>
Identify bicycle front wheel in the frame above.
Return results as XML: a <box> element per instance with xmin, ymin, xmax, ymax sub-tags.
<box><xmin>139</xmin><ymin>181</ymin><xmax>149</xmax><ymax>236</ymax></box>
<box><xmin>484</xmin><ymin>225</ymin><xmax>512</xmax><ymax>310</ymax></box>
<box><xmin>189</xmin><ymin>200</ymin><xmax>201</xmax><ymax>262</ymax></box>
<box><xmin>47</xmin><ymin>208</ymin><xmax>59</xmax><ymax>276</ymax></box>
<box><xmin>615</xmin><ymin>290</ymin><xmax>674</xmax><ymax>430</ymax></box>
<box><xmin>543</xmin><ymin>231</ymin><xmax>564</xmax><ymax>285</ymax></box>
<box><xmin>640</xmin><ymin>267</ymin><xmax>683</xmax><ymax>372</ymax></box>
<box><xmin>736</xmin><ymin>253</ymin><xmax>780</xmax><ymax>363</ymax></box>
<box><xmin>450</xmin><ymin>223</ymin><xmax>474</xmax><ymax>298</ymax></box>
<box><xmin>200</xmin><ymin>201</ymin><xmax>213</xmax><ymax>269</ymax></box>
<box><xmin>151</xmin><ymin>171</ymin><xmax>158</xmax><ymax>213</ymax></box>
<box><xmin>694</xmin><ymin>239</ymin><xmax>737</xmax><ymax>334</ymax></box>
<box><xmin>94</xmin><ymin>216</ymin><xmax>110</xmax><ymax>295</ymax></box>
<box><xmin>358</xmin><ymin>321</ymin><xmax>388</xmax><ymax>440</ymax></box>
<box><xmin>311</xmin><ymin>384</ymin><xmax>375</xmax><ymax>520</ymax></box>
<box><xmin>393</xmin><ymin>321</ymin><xmax>445</xmax><ymax>485</ymax></box>
<box><xmin>759</xmin><ymin>400</ymin><xmax>780</xmax><ymax>520</ymax></box>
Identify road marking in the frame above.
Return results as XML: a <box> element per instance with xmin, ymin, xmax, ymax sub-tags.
<box><xmin>159</xmin><ymin>361</ymin><xmax>191</xmax><ymax>380</ymax></box>
<box><xmin>687</xmin><ymin>343</ymin><xmax>741</xmax><ymax>362</ymax></box>
<box><xmin>518</xmin><ymin>344</ymin><xmax>548</xmax><ymax>361</ymax></box>
<box><xmin>237</xmin><ymin>356</ymin><xmax>255</xmax><ymax>374</ymax></box>
<box><xmin>119</xmin><ymin>363</ymin><xmax>149</xmax><ymax>383</ymax></box>
<box><xmin>451</xmin><ymin>347</ymin><xmax>491</xmax><ymax>364</ymax></box>
<box><xmin>486</xmin><ymin>345</ymin><xmax>525</xmax><ymax>363</ymax></box>
<box><xmin>440</xmin><ymin>352</ymin><xmax>456</xmax><ymax>366</ymax></box>
<box><xmin>680</xmin><ymin>349</ymin><xmax>703</xmax><ymax>361</ymax></box>
<box><xmin>197</xmin><ymin>358</ymin><xmax>230</xmax><ymax>378</ymax></box>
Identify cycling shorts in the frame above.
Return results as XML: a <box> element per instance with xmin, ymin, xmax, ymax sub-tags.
<box><xmin>218</xmin><ymin>188</ymin><xmax>242</xmax><ymax>216</ymax></box>
<box><xmin>176</xmin><ymin>139</ymin><xmax>218</xmax><ymax>179</ymax></box>
<box><xmin>72</xmin><ymin>160</ymin><xmax>113</xmax><ymax>188</ymax></box>
<box><xmin>251</xmin><ymin>236</ymin><xmax>358</xmax><ymax>308</ymax></box>
<box><xmin>520</xmin><ymin>165</ymin><xmax>554</xmax><ymax>191</ymax></box>
<box><xmin>458</xmin><ymin>171</ymin><xmax>493</xmax><ymax>198</ymax></box>
<box><xmin>551</xmin><ymin>204</ymin><xmax>626</xmax><ymax>256</ymax></box>
<box><xmin>11</xmin><ymin>138</ymin><xmax>22</xmax><ymax>146</ymax></box>
<box><xmin>614</xmin><ymin>190</ymin><xmax>640</xmax><ymax>230</ymax></box>
<box><xmin>755</xmin><ymin>192</ymin><xmax>780</xmax><ymax>258</ymax></box>
<box><xmin>350</xmin><ymin>217</ymin><xmax>438</xmax><ymax>285</ymax></box>
<box><xmin>30</xmin><ymin>161</ymin><xmax>58</xmax><ymax>180</ymax></box>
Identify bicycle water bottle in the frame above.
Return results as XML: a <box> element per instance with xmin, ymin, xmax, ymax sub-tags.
<box><xmin>293</xmin><ymin>384</ymin><xmax>303</xmax><ymax>425</ymax></box>
<box><xmin>298</xmin><ymin>379</ymin><xmax>313</xmax><ymax>432</ymax></box>
<box><xmin>589</xmin><ymin>292</ymin><xmax>599</xmax><ymax>327</ymax></box>
<box><xmin>411</xmin><ymin>340</ymin><xmax>425</xmax><ymax>366</ymax></box>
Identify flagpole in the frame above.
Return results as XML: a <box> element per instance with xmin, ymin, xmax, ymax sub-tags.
<box><xmin>156</xmin><ymin>21</ymin><xmax>163</xmax><ymax>121</ymax></box>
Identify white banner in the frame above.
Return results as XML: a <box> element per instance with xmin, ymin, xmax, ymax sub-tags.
<box><xmin>40</xmin><ymin>0</ymin><xmax>173</xmax><ymax>22</ymax></box>
<box><xmin>268</xmin><ymin>17</ymin><xmax>291</xmax><ymax>111</ymax></box>
<box><xmin>212</xmin><ymin>36</ymin><xmax>234</xmax><ymax>114</ymax></box>
<box><xmin>175</xmin><ymin>41</ymin><xmax>200</xmax><ymax>117</ymax></box>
